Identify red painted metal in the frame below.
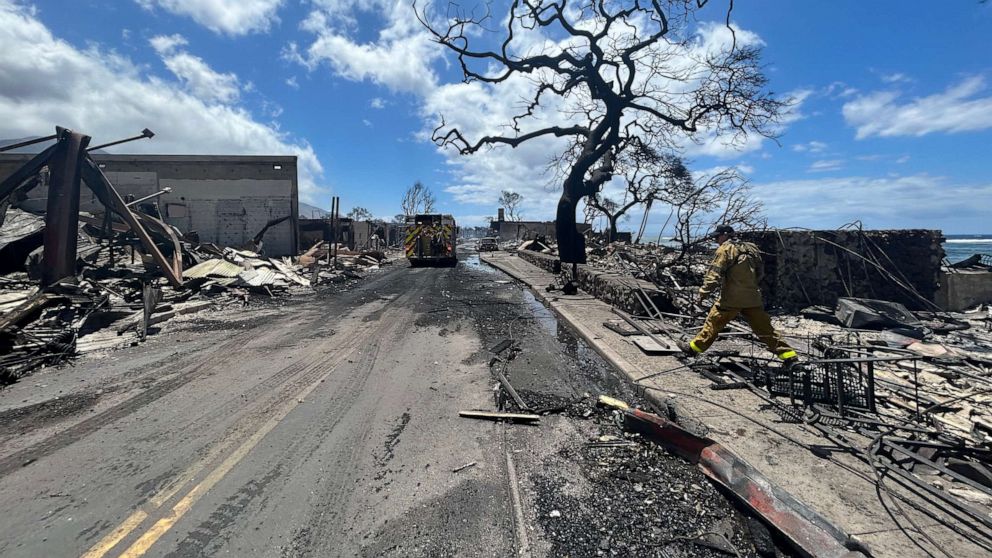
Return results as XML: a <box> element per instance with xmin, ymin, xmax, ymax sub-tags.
<box><xmin>620</xmin><ymin>405</ymin><xmax>870</xmax><ymax>558</ymax></box>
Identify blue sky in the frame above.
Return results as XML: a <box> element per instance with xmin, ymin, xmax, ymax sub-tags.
<box><xmin>1</xmin><ymin>1</ymin><xmax>990</xmax><ymax>233</ymax></box>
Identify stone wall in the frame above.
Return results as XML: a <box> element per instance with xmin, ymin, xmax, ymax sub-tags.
<box><xmin>738</xmin><ymin>230</ymin><xmax>944</xmax><ymax>311</ymax></box>
<box><xmin>515</xmin><ymin>250</ymin><xmax>675</xmax><ymax>315</ymax></box>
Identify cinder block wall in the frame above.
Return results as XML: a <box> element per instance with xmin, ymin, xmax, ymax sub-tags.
<box><xmin>516</xmin><ymin>250</ymin><xmax>676</xmax><ymax>315</ymax></box>
<box><xmin>738</xmin><ymin>230</ymin><xmax>944</xmax><ymax>311</ymax></box>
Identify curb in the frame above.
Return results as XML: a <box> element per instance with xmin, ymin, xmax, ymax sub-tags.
<box><xmin>480</xmin><ymin>253</ymin><xmax>663</xmax><ymax>411</ymax></box>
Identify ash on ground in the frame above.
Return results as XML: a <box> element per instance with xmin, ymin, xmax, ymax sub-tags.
<box><xmin>529</xmin><ymin>408</ymin><xmax>791</xmax><ymax>558</ymax></box>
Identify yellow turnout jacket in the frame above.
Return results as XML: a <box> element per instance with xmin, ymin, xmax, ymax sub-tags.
<box><xmin>699</xmin><ymin>239</ymin><xmax>764</xmax><ymax>308</ymax></box>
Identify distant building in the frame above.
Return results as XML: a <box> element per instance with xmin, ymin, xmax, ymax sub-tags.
<box><xmin>0</xmin><ymin>153</ymin><xmax>300</xmax><ymax>256</ymax></box>
<box><xmin>489</xmin><ymin>207</ymin><xmax>591</xmax><ymax>242</ymax></box>
<box><xmin>298</xmin><ymin>217</ymin><xmax>398</xmax><ymax>251</ymax></box>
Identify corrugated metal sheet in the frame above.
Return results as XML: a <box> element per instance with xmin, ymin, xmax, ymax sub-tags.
<box><xmin>237</xmin><ymin>268</ymin><xmax>280</xmax><ymax>287</ymax></box>
<box><xmin>0</xmin><ymin>208</ymin><xmax>44</xmax><ymax>250</ymax></box>
<box><xmin>182</xmin><ymin>259</ymin><xmax>243</xmax><ymax>279</ymax></box>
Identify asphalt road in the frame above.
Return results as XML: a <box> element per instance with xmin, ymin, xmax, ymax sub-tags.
<box><xmin>0</xmin><ymin>251</ymin><xmax>763</xmax><ymax>558</ymax></box>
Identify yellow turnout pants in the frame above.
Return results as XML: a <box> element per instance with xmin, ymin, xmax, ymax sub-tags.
<box><xmin>689</xmin><ymin>304</ymin><xmax>796</xmax><ymax>359</ymax></box>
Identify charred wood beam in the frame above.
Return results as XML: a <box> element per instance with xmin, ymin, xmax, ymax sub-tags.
<box><xmin>0</xmin><ymin>293</ymin><xmax>61</xmax><ymax>334</ymax></box>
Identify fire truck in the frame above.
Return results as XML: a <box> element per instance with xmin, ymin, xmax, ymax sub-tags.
<box><xmin>404</xmin><ymin>214</ymin><xmax>457</xmax><ymax>267</ymax></box>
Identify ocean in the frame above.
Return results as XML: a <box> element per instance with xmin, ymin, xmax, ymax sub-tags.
<box><xmin>943</xmin><ymin>235</ymin><xmax>992</xmax><ymax>264</ymax></box>
<box><xmin>655</xmin><ymin>234</ymin><xmax>992</xmax><ymax>265</ymax></box>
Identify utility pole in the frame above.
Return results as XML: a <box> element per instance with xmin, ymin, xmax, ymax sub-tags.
<box><xmin>331</xmin><ymin>197</ymin><xmax>340</xmax><ymax>268</ymax></box>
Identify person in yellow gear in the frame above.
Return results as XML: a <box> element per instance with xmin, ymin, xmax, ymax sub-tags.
<box><xmin>678</xmin><ymin>225</ymin><xmax>798</xmax><ymax>365</ymax></box>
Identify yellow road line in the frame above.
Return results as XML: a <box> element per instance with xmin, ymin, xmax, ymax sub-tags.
<box><xmin>79</xmin><ymin>298</ymin><xmax>404</xmax><ymax>558</ymax></box>
<box><xmin>80</xmin><ymin>340</ymin><xmax>367</xmax><ymax>557</ymax></box>
<box><xmin>115</xmin><ymin>363</ymin><xmax>339</xmax><ymax>558</ymax></box>
<box><xmin>80</xmin><ymin>511</ymin><xmax>148</xmax><ymax>558</ymax></box>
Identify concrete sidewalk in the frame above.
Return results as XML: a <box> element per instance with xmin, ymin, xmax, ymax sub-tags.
<box><xmin>481</xmin><ymin>251</ymin><xmax>986</xmax><ymax>558</ymax></box>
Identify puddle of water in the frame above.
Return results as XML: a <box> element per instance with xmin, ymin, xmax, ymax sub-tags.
<box><xmin>460</xmin><ymin>253</ymin><xmax>501</xmax><ymax>275</ymax></box>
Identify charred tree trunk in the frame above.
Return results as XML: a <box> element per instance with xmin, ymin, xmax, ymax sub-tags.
<box><xmin>608</xmin><ymin>215</ymin><xmax>620</xmax><ymax>243</ymax></box>
<box><xmin>557</xmin><ymin>175</ymin><xmax>587</xmax><ymax>264</ymax></box>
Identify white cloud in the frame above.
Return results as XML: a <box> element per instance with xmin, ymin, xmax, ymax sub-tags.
<box><xmin>843</xmin><ymin>76</ymin><xmax>992</xmax><ymax>138</ymax></box>
<box><xmin>291</xmin><ymin>3</ymin><xmax>799</xmax><ymax>219</ymax></box>
<box><xmin>370</xmin><ymin>97</ymin><xmax>385</xmax><ymax>109</ymax></box>
<box><xmin>285</xmin><ymin>75</ymin><xmax>299</xmax><ymax>89</ymax></box>
<box><xmin>880</xmin><ymin>72</ymin><xmax>911</xmax><ymax>84</ymax></box>
<box><xmin>752</xmin><ymin>174</ymin><xmax>992</xmax><ymax>232</ymax></box>
<box><xmin>792</xmin><ymin>140</ymin><xmax>827</xmax><ymax>153</ymax></box>
<box><xmin>150</xmin><ymin>35</ymin><xmax>240</xmax><ymax>104</ymax></box>
<box><xmin>362</xmin><ymin>119</ymin><xmax>372</xmax><ymax>127</ymax></box>
<box><xmin>824</xmin><ymin>81</ymin><xmax>858</xmax><ymax>99</ymax></box>
<box><xmin>293</xmin><ymin>1</ymin><xmax>440</xmax><ymax>97</ymax></box>
<box><xmin>0</xmin><ymin>3</ymin><xmax>325</xmax><ymax>203</ymax></box>
<box><xmin>808</xmin><ymin>159</ymin><xmax>843</xmax><ymax>172</ymax></box>
<box><xmin>896</xmin><ymin>155</ymin><xmax>910</xmax><ymax>164</ymax></box>
<box><xmin>148</xmin><ymin>33</ymin><xmax>187</xmax><ymax>53</ymax></box>
<box><xmin>135</xmin><ymin>0</ymin><xmax>284</xmax><ymax>35</ymax></box>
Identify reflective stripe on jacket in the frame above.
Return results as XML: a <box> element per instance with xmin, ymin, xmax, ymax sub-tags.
<box><xmin>699</xmin><ymin>239</ymin><xmax>764</xmax><ymax>308</ymax></box>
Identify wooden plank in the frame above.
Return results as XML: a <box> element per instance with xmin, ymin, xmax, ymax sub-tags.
<box><xmin>0</xmin><ymin>293</ymin><xmax>59</xmax><ymax>333</ymax></box>
<box><xmin>458</xmin><ymin>410</ymin><xmax>540</xmax><ymax>423</ymax></box>
<box><xmin>496</xmin><ymin>371</ymin><xmax>529</xmax><ymax>411</ymax></box>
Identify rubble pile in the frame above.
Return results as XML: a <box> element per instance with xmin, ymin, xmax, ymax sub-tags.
<box><xmin>297</xmin><ymin>241</ymin><xmax>391</xmax><ymax>285</ymax></box>
<box><xmin>0</xmin><ymin>209</ymin><xmax>295</xmax><ymax>382</ymax></box>
<box><xmin>598</xmin><ymin>245</ymin><xmax>992</xmax><ymax>547</ymax></box>
<box><xmin>517</xmin><ymin>228</ymin><xmax>992</xmax><ymax>545</ymax></box>
<box><xmin>0</xmin><ymin>205</ymin><xmax>393</xmax><ymax>384</ymax></box>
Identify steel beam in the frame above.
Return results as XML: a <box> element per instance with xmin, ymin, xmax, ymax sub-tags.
<box><xmin>80</xmin><ymin>157</ymin><xmax>183</xmax><ymax>287</ymax></box>
<box><xmin>42</xmin><ymin>128</ymin><xmax>90</xmax><ymax>286</ymax></box>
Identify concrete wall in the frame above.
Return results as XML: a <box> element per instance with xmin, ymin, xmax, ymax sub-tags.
<box><xmin>490</xmin><ymin>220</ymin><xmax>591</xmax><ymax>243</ymax></box>
<box><xmin>738</xmin><ymin>229</ymin><xmax>944</xmax><ymax>311</ymax></box>
<box><xmin>936</xmin><ymin>270</ymin><xmax>992</xmax><ymax>311</ymax></box>
<box><xmin>0</xmin><ymin>154</ymin><xmax>299</xmax><ymax>256</ymax></box>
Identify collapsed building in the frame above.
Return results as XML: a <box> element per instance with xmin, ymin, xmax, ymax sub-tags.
<box><xmin>298</xmin><ymin>216</ymin><xmax>401</xmax><ymax>251</ymax></box>
<box><xmin>0</xmin><ymin>153</ymin><xmax>300</xmax><ymax>257</ymax></box>
<box><xmin>737</xmin><ymin>229</ymin><xmax>944</xmax><ymax>311</ymax></box>
<box><xmin>0</xmin><ymin>127</ymin><xmax>391</xmax><ymax>384</ymax></box>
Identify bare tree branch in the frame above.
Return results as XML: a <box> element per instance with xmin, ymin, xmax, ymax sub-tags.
<box><xmin>416</xmin><ymin>0</ymin><xmax>784</xmax><ymax>263</ymax></box>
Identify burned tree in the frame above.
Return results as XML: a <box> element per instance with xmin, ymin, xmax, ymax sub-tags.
<box><xmin>418</xmin><ymin>0</ymin><xmax>783</xmax><ymax>264</ymax></box>
<box><xmin>347</xmin><ymin>206</ymin><xmax>375</xmax><ymax>221</ymax></box>
<box><xmin>664</xmin><ymin>167</ymin><xmax>766</xmax><ymax>260</ymax></box>
<box><xmin>585</xmin><ymin>142</ymin><xmax>689</xmax><ymax>242</ymax></box>
<box><xmin>498</xmin><ymin>190</ymin><xmax>523</xmax><ymax>221</ymax></box>
<box><xmin>401</xmin><ymin>181</ymin><xmax>437</xmax><ymax>216</ymax></box>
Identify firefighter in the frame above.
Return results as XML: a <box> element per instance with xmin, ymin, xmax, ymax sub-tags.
<box><xmin>678</xmin><ymin>225</ymin><xmax>798</xmax><ymax>365</ymax></box>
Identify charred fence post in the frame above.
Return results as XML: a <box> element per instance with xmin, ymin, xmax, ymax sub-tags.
<box><xmin>42</xmin><ymin>127</ymin><xmax>91</xmax><ymax>286</ymax></box>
